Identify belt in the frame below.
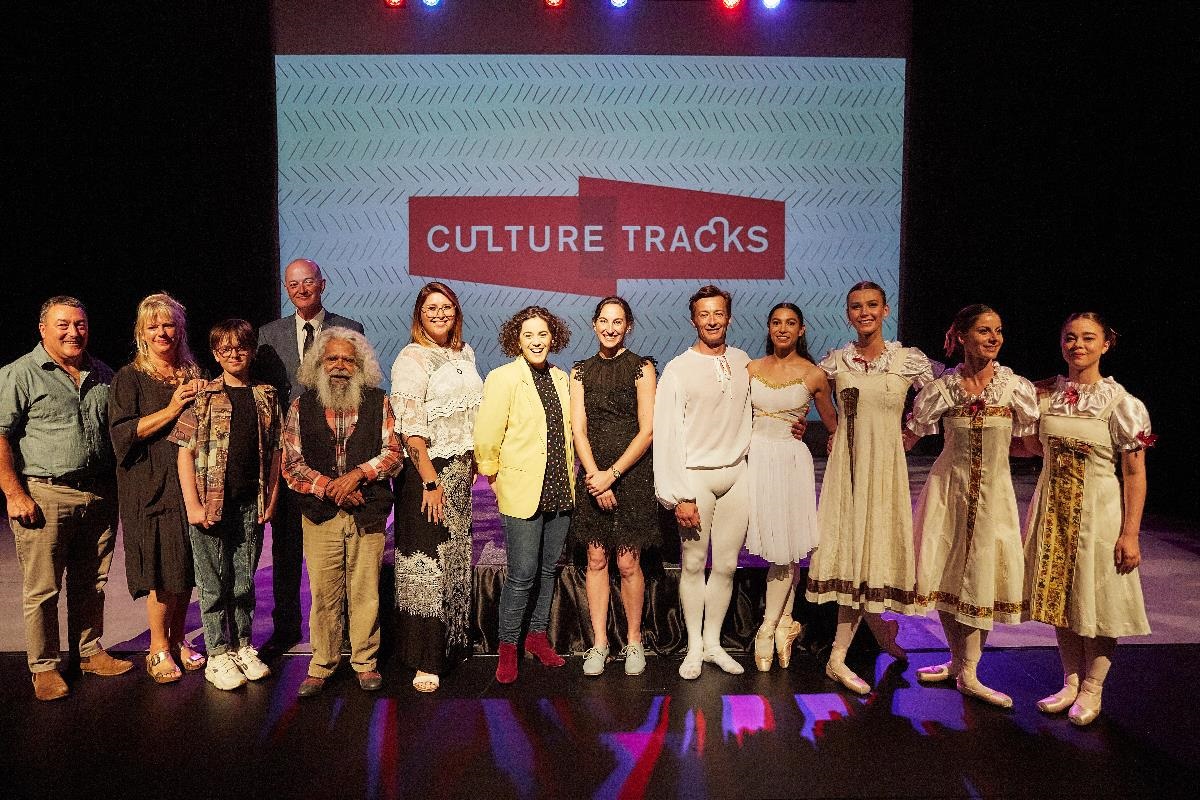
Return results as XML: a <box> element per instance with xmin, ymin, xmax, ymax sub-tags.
<box><xmin>25</xmin><ymin>474</ymin><xmax>109</xmax><ymax>492</ymax></box>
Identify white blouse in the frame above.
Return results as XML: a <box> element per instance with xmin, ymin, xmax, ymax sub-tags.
<box><xmin>389</xmin><ymin>342</ymin><xmax>484</xmax><ymax>461</ymax></box>
<box><xmin>819</xmin><ymin>340</ymin><xmax>939</xmax><ymax>388</ymax></box>
<box><xmin>1042</xmin><ymin>376</ymin><xmax>1154</xmax><ymax>451</ymax></box>
<box><xmin>653</xmin><ymin>347</ymin><xmax>753</xmax><ymax>509</ymax></box>
<box><xmin>907</xmin><ymin>364</ymin><xmax>1039</xmax><ymax>438</ymax></box>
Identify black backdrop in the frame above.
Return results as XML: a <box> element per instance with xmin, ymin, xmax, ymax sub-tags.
<box><xmin>6</xmin><ymin>2</ymin><xmax>1195</xmax><ymax>517</ymax></box>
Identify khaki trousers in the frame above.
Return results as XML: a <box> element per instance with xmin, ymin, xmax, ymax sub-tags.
<box><xmin>10</xmin><ymin>480</ymin><xmax>117</xmax><ymax>672</ymax></box>
<box><xmin>302</xmin><ymin>510</ymin><xmax>384</xmax><ymax>677</ymax></box>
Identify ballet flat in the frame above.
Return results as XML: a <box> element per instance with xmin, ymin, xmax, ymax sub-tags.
<box><xmin>775</xmin><ymin>620</ymin><xmax>803</xmax><ymax>669</ymax></box>
<box><xmin>916</xmin><ymin>662</ymin><xmax>957</xmax><ymax>683</ymax></box>
<box><xmin>1036</xmin><ymin>684</ymin><xmax>1079</xmax><ymax>714</ymax></box>
<box><xmin>825</xmin><ymin>660</ymin><xmax>870</xmax><ymax>696</ymax></box>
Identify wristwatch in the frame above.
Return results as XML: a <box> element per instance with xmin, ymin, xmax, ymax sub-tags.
<box><xmin>423</xmin><ymin>479</ymin><xmax>439</xmax><ymax>491</ymax></box>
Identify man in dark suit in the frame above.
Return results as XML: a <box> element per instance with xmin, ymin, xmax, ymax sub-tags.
<box><xmin>257</xmin><ymin>258</ymin><xmax>365</xmax><ymax>652</ymax></box>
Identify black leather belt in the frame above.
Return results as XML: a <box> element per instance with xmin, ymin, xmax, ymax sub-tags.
<box><xmin>25</xmin><ymin>475</ymin><xmax>109</xmax><ymax>492</ymax></box>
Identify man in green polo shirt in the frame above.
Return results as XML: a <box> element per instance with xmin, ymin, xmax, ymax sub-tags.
<box><xmin>0</xmin><ymin>296</ymin><xmax>133</xmax><ymax>701</ymax></box>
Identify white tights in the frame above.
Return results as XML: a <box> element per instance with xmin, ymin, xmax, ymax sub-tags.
<box><xmin>678</xmin><ymin>462</ymin><xmax>749</xmax><ymax>654</ymax></box>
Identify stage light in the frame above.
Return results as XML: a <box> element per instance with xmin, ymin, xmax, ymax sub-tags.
<box><xmin>545</xmin><ymin>0</ymin><xmax>564</xmax><ymax>8</ymax></box>
<box><xmin>421</xmin><ymin>0</ymin><xmax>440</xmax><ymax>7</ymax></box>
<box><xmin>762</xmin><ymin>0</ymin><xmax>782</xmax><ymax>8</ymax></box>
<box><xmin>383</xmin><ymin>0</ymin><xmax>404</xmax><ymax>8</ymax></box>
<box><xmin>610</xmin><ymin>0</ymin><xmax>629</xmax><ymax>8</ymax></box>
<box><xmin>721</xmin><ymin>0</ymin><xmax>743</xmax><ymax>10</ymax></box>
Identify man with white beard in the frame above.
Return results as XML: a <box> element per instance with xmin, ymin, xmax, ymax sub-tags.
<box><xmin>282</xmin><ymin>327</ymin><xmax>403</xmax><ymax>697</ymax></box>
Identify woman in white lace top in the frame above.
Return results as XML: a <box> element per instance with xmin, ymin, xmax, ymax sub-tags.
<box><xmin>390</xmin><ymin>282</ymin><xmax>483</xmax><ymax>693</ymax></box>
<box><xmin>1022</xmin><ymin>312</ymin><xmax>1154</xmax><ymax>726</ymax></box>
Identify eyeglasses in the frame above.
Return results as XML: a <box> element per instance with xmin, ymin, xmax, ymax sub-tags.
<box><xmin>422</xmin><ymin>304</ymin><xmax>456</xmax><ymax>318</ymax></box>
<box><xmin>285</xmin><ymin>277</ymin><xmax>321</xmax><ymax>291</ymax></box>
<box><xmin>215</xmin><ymin>345</ymin><xmax>251</xmax><ymax>357</ymax></box>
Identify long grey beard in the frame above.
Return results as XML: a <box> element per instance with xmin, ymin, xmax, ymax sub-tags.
<box><xmin>316</xmin><ymin>371</ymin><xmax>364</xmax><ymax>412</ymax></box>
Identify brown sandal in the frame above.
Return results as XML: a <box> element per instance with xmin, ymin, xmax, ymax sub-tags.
<box><xmin>146</xmin><ymin>649</ymin><xmax>182</xmax><ymax>684</ymax></box>
<box><xmin>174</xmin><ymin>641</ymin><xmax>207</xmax><ymax>672</ymax></box>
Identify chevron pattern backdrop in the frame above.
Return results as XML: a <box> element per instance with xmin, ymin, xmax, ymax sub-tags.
<box><xmin>276</xmin><ymin>55</ymin><xmax>906</xmax><ymax>384</ymax></box>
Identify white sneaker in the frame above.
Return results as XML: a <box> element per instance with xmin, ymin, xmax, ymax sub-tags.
<box><xmin>205</xmin><ymin>652</ymin><xmax>248</xmax><ymax>690</ymax></box>
<box><xmin>233</xmin><ymin>645</ymin><xmax>271</xmax><ymax>681</ymax></box>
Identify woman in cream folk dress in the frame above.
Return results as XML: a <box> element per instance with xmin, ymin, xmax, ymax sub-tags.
<box><xmin>904</xmin><ymin>304</ymin><xmax>1039</xmax><ymax>707</ymax></box>
<box><xmin>1023</xmin><ymin>312</ymin><xmax>1153</xmax><ymax>726</ymax></box>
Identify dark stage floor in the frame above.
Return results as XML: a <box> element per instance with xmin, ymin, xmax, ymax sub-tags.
<box><xmin>3</xmin><ymin>645</ymin><xmax>1198</xmax><ymax>800</ymax></box>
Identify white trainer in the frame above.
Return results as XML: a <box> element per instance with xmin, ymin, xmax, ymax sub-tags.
<box><xmin>205</xmin><ymin>652</ymin><xmax>248</xmax><ymax>690</ymax></box>
<box><xmin>233</xmin><ymin>645</ymin><xmax>271</xmax><ymax>681</ymax></box>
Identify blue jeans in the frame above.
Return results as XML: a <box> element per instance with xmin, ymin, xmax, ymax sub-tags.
<box><xmin>189</xmin><ymin>498</ymin><xmax>263</xmax><ymax>656</ymax></box>
<box><xmin>498</xmin><ymin>511</ymin><xmax>570</xmax><ymax>644</ymax></box>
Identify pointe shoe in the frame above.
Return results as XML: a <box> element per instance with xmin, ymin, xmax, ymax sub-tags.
<box><xmin>1068</xmin><ymin>677</ymin><xmax>1103</xmax><ymax>726</ymax></box>
<box><xmin>678</xmin><ymin>650</ymin><xmax>703</xmax><ymax>680</ymax></box>
<box><xmin>1036</xmin><ymin>677</ymin><xmax>1080</xmax><ymax>714</ymax></box>
<box><xmin>775</xmin><ymin>618</ymin><xmax>803</xmax><ymax>669</ymax></box>
<box><xmin>496</xmin><ymin>642</ymin><xmax>518</xmax><ymax>684</ymax></box>
<box><xmin>703</xmin><ymin>645</ymin><xmax>745</xmax><ymax>675</ymax></box>
<box><xmin>524</xmin><ymin>631</ymin><xmax>565</xmax><ymax>668</ymax></box>
<box><xmin>917</xmin><ymin>661</ymin><xmax>958</xmax><ymax>683</ymax></box>
<box><xmin>956</xmin><ymin>663</ymin><xmax>1013</xmax><ymax>708</ymax></box>
<box><xmin>754</xmin><ymin>627</ymin><xmax>775</xmax><ymax>672</ymax></box>
<box><xmin>873</xmin><ymin>617</ymin><xmax>908</xmax><ymax>662</ymax></box>
<box><xmin>825</xmin><ymin>659</ymin><xmax>870</xmax><ymax>695</ymax></box>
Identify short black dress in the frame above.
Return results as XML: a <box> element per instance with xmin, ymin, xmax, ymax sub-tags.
<box><xmin>569</xmin><ymin>350</ymin><xmax>659</xmax><ymax>552</ymax></box>
<box><xmin>109</xmin><ymin>366</ymin><xmax>195</xmax><ymax>599</ymax></box>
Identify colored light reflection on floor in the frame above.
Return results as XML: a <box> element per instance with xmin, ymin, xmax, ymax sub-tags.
<box><xmin>891</xmin><ymin>687</ymin><xmax>968</xmax><ymax>734</ymax></box>
<box><xmin>483</xmin><ymin>699</ymin><xmax>538</xmax><ymax>799</ymax></box>
<box><xmin>596</xmin><ymin>696</ymin><xmax>672</xmax><ymax>800</ymax></box>
<box><xmin>720</xmin><ymin>695</ymin><xmax>775</xmax><ymax>746</ymax></box>
<box><xmin>680</xmin><ymin>706</ymin><xmax>707</xmax><ymax>756</ymax></box>
<box><xmin>366</xmin><ymin>698</ymin><xmax>399</xmax><ymax>800</ymax></box>
<box><xmin>794</xmin><ymin>693</ymin><xmax>857</xmax><ymax>743</ymax></box>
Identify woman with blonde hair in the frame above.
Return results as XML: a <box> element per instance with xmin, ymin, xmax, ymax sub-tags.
<box><xmin>109</xmin><ymin>292</ymin><xmax>207</xmax><ymax>683</ymax></box>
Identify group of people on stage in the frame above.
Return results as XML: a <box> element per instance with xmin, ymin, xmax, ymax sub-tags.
<box><xmin>1</xmin><ymin>264</ymin><xmax>1153</xmax><ymax>729</ymax></box>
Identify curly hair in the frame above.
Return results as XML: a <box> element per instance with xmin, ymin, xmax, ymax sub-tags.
<box><xmin>297</xmin><ymin>326</ymin><xmax>384</xmax><ymax>389</ymax></box>
<box><xmin>498</xmin><ymin>306</ymin><xmax>571</xmax><ymax>357</ymax></box>
<box><xmin>131</xmin><ymin>292</ymin><xmax>201</xmax><ymax>383</ymax></box>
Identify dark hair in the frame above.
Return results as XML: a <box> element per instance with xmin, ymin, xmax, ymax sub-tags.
<box><xmin>764</xmin><ymin>302</ymin><xmax>814</xmax><ymax>362</ymax></box>
<box><xmin>943</xmin><ymin>303</ymin><xmax>998</xmax><ymax>359</ymax></box>
<box><xmin>592</xmin><ymin>296</ymin><xmax>635</xmax><ymax>327</ymax></box>
<box><xmin>498</xmin><ymin>306</ymin><xmax>571</xmax><ymax>357</ymax></box>
<box><xmin>410</xmin><ymin>281</ymin><xmax>465</xmax><ymax>351</ymax></box>
<box><xmin>1062</xmin><ymin>311</ymin><xmax>1118</xmax><ymax>348</ymax></box>
<box><xmin>39</xmin><ymin>295</ymin><xmax>87</xmax><ymax>324</ymax></box>
<box><xmin>846</xmin><ymin>280</ymin><xmax>887</xmax><ymax>307</ymax></box>
<box><xmin>688</xmin><ymin>284</ymin><xmax>732</xmax><ymax>316</ymax></box>
<box><xmin>209</xmin><ymin>319</ymin><xmax>257</xmax><ymax>354</ymax></box>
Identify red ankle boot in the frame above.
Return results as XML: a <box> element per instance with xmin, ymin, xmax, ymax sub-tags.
<box><xmin>525</xmin><ymin>631</ymin><xmax>565</xmax><ymax>668</ymax></box>
<box><xmin>496</xmin><ymin>642</ymin><xmax>518</xmax><ymax>684</ymax></box>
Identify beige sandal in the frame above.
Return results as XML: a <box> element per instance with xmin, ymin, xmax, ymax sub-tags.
<box><xmin>413</xmin><ymin>671</ymin><xmax>440</xmax><ymax>693</ymax></box>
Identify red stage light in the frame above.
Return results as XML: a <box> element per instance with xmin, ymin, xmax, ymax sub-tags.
<box><xmin>545</xmin><ymin>0</ymin><xmax>564</xmax><ymax>8</ymax></box>
<box><xmin>721</xmin><ymin>0</ymin><xmax>743</xmax><ymax>9</ymax></box>
<box><xmin>383</xmin><ymin>0</ymin><xmax>405</xmax><ymax>7</ymax></box>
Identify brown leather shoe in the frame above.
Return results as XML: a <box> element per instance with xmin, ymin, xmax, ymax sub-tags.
<box><xmin>80</xmin><ymin>648</ymin><xmax>134</xmax><ymax>677</ymax></box>
<box><xmin>32</xmin><ymin>669</ymin><xmax>69</xmax><ymax>701</ymax></box>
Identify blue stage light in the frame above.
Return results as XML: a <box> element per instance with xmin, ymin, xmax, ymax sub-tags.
<box><xmin>763</xmin><ymin>0</ymin><xmax>782</xmax><ymax>9</ymax></box>
<box><xmin>421</xmin><ymin>0</ymin><xmax>440</xmax><ymax>7</ymax></box>
<box><xmin>610</xmin><ymin>0</ymin><xmax>629</xmax><ymax>8</ymax></box>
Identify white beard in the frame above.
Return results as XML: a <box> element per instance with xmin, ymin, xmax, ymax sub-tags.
<box><xmin>315</xmin><ymin>370</ymin><xmax>364</xmax><ymax>412</ymax></box>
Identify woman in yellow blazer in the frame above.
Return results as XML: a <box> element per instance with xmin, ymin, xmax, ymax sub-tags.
<box><xmin>475</xmin><ymin>306</ymin><xmax>575</xmax><ymax>684</ymax></box>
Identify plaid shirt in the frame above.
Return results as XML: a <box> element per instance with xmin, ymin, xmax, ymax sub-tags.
<box><xmin>282</xmin><ymin>393</ymin><xmax>403</xmax><ymax>499</ymax></box>
<box><xmin>168</xmin><ymin>376</ymin><xmax>281</xmax><ymax>523</ymax></box>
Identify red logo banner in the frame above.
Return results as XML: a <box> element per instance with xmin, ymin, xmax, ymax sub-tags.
<box><xmin>409</xmin><ymin>178</ymin><xmax>785</xmax><ymax>296</ymax></box>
